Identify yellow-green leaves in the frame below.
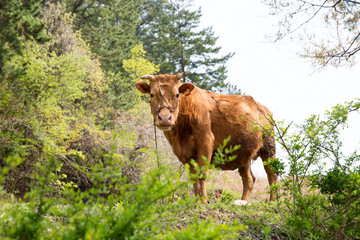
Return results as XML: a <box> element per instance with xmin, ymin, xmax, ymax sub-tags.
<box><xmin>122</xmin><ymin>44</ymin><xmax>159</xmax><ymax>82</ymax></box>
<box><xmin>107</xmin><ymin>44</ymin><xmax>159</xmax><ymax>111</ymax></box>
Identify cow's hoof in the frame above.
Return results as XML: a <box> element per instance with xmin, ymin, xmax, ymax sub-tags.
<box><xmin>233</xmin><ymin>200</ymin><xmax>249</xmax><ymax>206</ymax></box>
<box><xmin>202</xmin><ymin>199</ymin><xmax>209</xmax><ymax>204</ymax></box>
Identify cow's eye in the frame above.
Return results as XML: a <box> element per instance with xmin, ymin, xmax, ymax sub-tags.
<box><xmin>150</xmin><ymin>93</ymin><xmax>154</xmax><ymax>98</ymax></box>
<box><xmin>176</xmin><ymin>93</ymin><xmax>180</xmax><ymax>98</ymax></box>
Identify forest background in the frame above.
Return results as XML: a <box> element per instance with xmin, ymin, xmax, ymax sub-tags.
<box><xmin>0</xmin><ymin>0</ymin><xmax>240</xmax><ymax>197</ymax></box>
<box><xmin>0</xmin><ymin>0</ymin><xmax>360</xmax><ymax>239</ymax></box>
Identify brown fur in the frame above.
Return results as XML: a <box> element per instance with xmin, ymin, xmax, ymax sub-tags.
<box><xmin>135</xmin><ymin>73</ymin><xmax>278</xmax><ymax>203</ymax></box>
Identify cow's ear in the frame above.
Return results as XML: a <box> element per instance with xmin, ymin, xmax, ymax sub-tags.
<box><xmin>135</xmin><ymin>81</ymin><xmax>150</xmax><ymax>94</ymax></box>
<box><xmin>179</xmin><ymin>82</ymin><xmax>195</xmax><ymax>96</ymax></box>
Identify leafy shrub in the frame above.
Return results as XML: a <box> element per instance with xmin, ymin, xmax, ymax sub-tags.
<box><xmin>220</xmin><ymin>189</ymin><xmax>238</xmax><ymax>204</ymax></box>
<box><xmin>0</xmin><ymin>3</ymin><xmax>157</xmax><ymax>197</ymax></box>
<box><xmin>0</xmin><ymin>152</ymin><xmax>249</xmax><ymax>240</ymax></box>
<box><xmin>269</xmin><ymin>99</ymin><xmax>360</xmax><ymax>239</ymax></box>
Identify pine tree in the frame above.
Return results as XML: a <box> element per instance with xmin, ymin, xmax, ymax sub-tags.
<box><xmin>138</xmin><ymin>0</ymin><xmax>237</xmax><ymax>93</ymax></box>
<box><xmin>0</xmin><ymin>0</ymin><xmax>49</xmax><ymax>74</ymax></box>
<box><xmin>58</xmin><ymin>0</ymin><xmax>240</xmax><ymax>93</ymax></box>
<box><xmin>61</xmin><ymin>0</ymin><xmax>143</xmax><ymax>73</ymax></box>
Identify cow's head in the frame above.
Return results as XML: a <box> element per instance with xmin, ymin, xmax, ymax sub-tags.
<box><xmin>135</xmin><ymin>72</ymin><xmax>195</xmax><ymax>131</ymax></box>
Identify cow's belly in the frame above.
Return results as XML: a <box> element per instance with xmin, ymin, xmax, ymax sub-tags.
<box><xmin>210</xmin><ymin>119</ymin><xmax>263</xmax><ymax>170</ymax></box>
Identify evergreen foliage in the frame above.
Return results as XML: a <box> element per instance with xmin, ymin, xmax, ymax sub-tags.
<box><xmin>61</xmin><ymin>0</ymin><xmax>143</xmax><ymax>73</ymax></box>
<box><xmin>138</xmin><ymin>0</ymin><xmax>236</xmax><ymax>93</ymax></box>
<box><xmin>60</xmin><ymin>0</ymin><xmax>238</xmax><ymax>93</ymax></box>
<box><xmin>0</xmin><ymin>0</ymin><xmax>49</xmax><ymax>74</ymax></box>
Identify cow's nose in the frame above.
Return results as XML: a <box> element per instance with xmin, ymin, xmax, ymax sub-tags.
<box><xmin>158</xmin><ymin>114</ymin><xmax>172</xmax><ymax>123</ymax></box>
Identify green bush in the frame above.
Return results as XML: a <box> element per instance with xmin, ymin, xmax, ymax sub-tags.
<box><xmin>270</xmin><ymin>100</ymin><xmax>360</xmax><ymax>239</ymax></box>
<box><xmin>0</xmin><ymin>3</ymin><xmax>156</xmax><ymax>197</ymax></box>
<box><xmin>0</xmin><ymin>153</ymin><xmax>249</xmax><ymax>240</ymax></box>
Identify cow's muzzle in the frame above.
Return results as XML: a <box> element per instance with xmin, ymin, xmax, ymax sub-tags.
<box><xmin>157</xmin><ymin>115</ymin><xmax>173</xmax><ymax>131</ymax></box>
<box><xmin>155</xmin><ymin>105</ymin><xmax>174</xmax><ymax>131</ymax></box>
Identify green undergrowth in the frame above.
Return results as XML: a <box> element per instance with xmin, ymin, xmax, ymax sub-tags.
<box><xmin>0</xmin><ymin>187</ymin><xmax>287</xmax><ymax>239</ymax></box>
<box><xmin>0</xmin><ymin>145</ymin><xmax>283</xmax><ymax>240</ymax></box>
<box><xmin>0</xmin><ymin>163</ymin><xmax>254</xmax><ymax>240</ymax></box>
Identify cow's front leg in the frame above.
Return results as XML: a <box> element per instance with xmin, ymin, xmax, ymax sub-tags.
<box><xmin>189</xmin><ymin>164</ymin><xmax>200</xmax><ymax>198</ymax></box>
<box><xmin>197</xmin><ymin>154</ymin><xmax>210</xmax><ymax>204</ymax></box>
<box><xmin>190</xmin><ymin>160</ymin><xmax>209</xmax><ymax>203</ymax></box>
<box><xmin>196</xmin><ymin>131</ymin><xmax>214</xmax><ymax>203</ymax></box>
<box><xmin>199</xmin><ymin>178</ymin><xmax>208</xmax><ymax>203</ymax></box>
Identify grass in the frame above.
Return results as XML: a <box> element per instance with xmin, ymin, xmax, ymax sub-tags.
<box><xmin>0</xmin><ymin>193</ymin><xmax>287</xmax><ymax>239</ymax></box>
<box><xmin>207</xmin><ymin>170</ymin><xmax>271</xmax><ymax>203</ymax></box>
<box><xmin>0</xmin><ymin>161</ymin><xmax>289</xmax><ymax>240</ymax></box>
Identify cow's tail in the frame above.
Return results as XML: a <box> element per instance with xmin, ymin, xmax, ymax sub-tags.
<box><xmin>259</xmin><ymin>132</ymin><xmax>276</xmax><ymax>161</ymax></box>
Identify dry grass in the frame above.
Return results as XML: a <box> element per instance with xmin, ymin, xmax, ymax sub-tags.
<box><xmin>207</xmin><ymin>170</ymin><xmax>271</xmax><ymax>202</ymax></box>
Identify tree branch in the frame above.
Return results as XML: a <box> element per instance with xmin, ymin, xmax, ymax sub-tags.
<box><xmin>323</xmin><ymin>33</ymin><xmax>360</xmax><ymax>66</ymax></box>
<box><xmin>321</xmin><ymin>194</ymin><xmax>360</xmax><ymax>222</ymax></box>
<box><xmin>344</xmin><ymin>0</ymin><xmax>360</xmax><ymax>4</ymax></box>
<box><xmin>289</xmin><ymin>0</ymin><xmax>332</xmax><ymax>35</ymax></box>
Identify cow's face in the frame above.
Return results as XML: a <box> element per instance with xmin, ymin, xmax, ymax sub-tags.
<box><xmin>135</xmin><ymin>72</ymin><xmax>194</xmax><ymax>131</ymax></box>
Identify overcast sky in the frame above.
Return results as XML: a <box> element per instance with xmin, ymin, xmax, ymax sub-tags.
<box><xmin>192</xmin><ymin>0</ymin><xmax>360</xmax><ymax>177</ymax></box>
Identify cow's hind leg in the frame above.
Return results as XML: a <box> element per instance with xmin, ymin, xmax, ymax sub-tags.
<box><xmin>262</xmin><ymin>158</ymin><xmax>278</xmax><ymax>201</ymax></box>
<box><xmin>260</xmin><ymin>136</ymin><xmax>278</xmax><ymax>201</ymax></box>
<box><xmin>260</xmin><ymin>146</ymin><xmax>279</xmax><ymax>201</ymax></box>
<box><xmin>238</xmin><ymin>163</ymin><xmax>255</xmax><ymax>202</ymax></box>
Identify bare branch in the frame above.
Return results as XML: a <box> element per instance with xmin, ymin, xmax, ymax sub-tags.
<box><xmin>267</xmin><ymin>0</ymin><xmax>360</xmax><ymax>67</ymax></box>
<box><xmin>300</xmin><ymin>0</ymin><xmax>340</xmax><ymax>9</ymax></box>
<box><xmin>289</xmin><ymin>0</ymin><xmax>332</xmax><ymax>35</ymax></box>
<box><xmin>323</xmin><ymin>33</ymin><xmax>360</xmax><ymax>66</ymax></box>
<box><xmin>344</xmin><ymin>0</ymin><xmax>360</xmax><ymax>4</ymax></box>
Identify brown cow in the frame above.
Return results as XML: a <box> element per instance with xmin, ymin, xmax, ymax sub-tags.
<box><xmin>135</xmin><ymin>72</ymin><xmax>278</xmax><ymax>204</ymax></box>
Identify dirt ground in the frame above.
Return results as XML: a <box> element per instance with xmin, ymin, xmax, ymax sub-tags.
<box><xmin>207</xmin><ymin>170</ymin><xmax>271</xmax><ymax>202</ymax></box>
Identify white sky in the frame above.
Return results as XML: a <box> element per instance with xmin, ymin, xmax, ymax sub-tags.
<box><xmin>192</xmin><ymin>0</ymin><xmax>360</xmax><ymax>177</ymax></box>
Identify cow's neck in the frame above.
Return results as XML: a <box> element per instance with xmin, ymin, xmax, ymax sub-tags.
<box><xmin>163</xmin><ymin>94</ymin><xmax>195</xmax><ymax>142</ymax></box>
